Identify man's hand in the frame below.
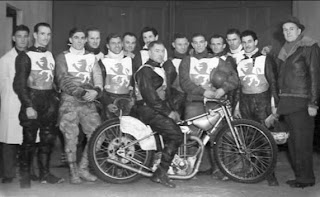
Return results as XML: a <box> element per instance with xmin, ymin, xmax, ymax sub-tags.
<box><xmin>107</xmin><ymin>104</ymin><xmax>118</xmax><ymax>113</ymax></box>
<box><xmin>203</xmin><ymin>89</ymin><xmax>216</xmax><ymax>99</ymax></box>
<box><xmin>233</xmin><ymin>109</ymin><xmax>241</xmax><ymax>118</ymax></box>
<box><xmin>82</xmin><ymin>89</ymin><xmax>98</xmax><ymax>102</ymax></box>
<box><xmin>233</xmin><ymin>102</ymin><xmax>241</xmax><ymax>118</ymax></box>
<box><xmin>168</xmin><ymin>111</ymin><xmax>181</xmax><ymax>122</ymax></box>
<box><xmin>214</xmin><ymin>88</ymin><xmax>225</xmax><ymax>99</ymax></box>
<box><xmin>261</xmin><ymin>45</ymin><xmax>272</xmax><ymax>55</ymax></box>
<box><xmin>308</xmin><ymin>106</ymin><xmax>318</xmax><ymax>117</ymax></box>
<box><xmin>271</xmin><ymin>106</ymin><xmax>277</xmax><ymax>115</ymax></box>
<box><xmin>26</xmin><ymin>107</ymin><xmax>37</xmax><ymax>119</ymax></box>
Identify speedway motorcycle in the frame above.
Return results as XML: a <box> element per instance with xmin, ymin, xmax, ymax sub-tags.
<box><xmin>88</xmin><ymin>98</ymin><xmax>277</xmax><ymax>184</ymax></box>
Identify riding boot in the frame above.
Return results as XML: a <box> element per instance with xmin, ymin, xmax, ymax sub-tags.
<box><xmin>151</xmin><ymin>143</ymin><xmax>179</xmax><ymax>188</ymax></box>
<box><xmin>78</xmin><ymin>145</ymin><xmax>97</xmax><ymax>182</ymax></box>
<box><xmin>66</xmin><ymin>152</ymin><xmax>82</xmax><ymax>184</ymax></box>
<box><xmin>30</xmin><ymin>148</ymin><xmax>39</xmax><ymax>181</ymax></box>
<box><xmin>19</xmin><ymin>144</ymin><xmax>34</xmax><ymax>188</ymax></box>
<box><xmin>38</xmin><ymin>151</ymin><xmax>64</xmax><ymax>184</ymax></box>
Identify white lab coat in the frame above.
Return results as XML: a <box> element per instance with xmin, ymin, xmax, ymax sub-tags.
<box><xmin>0</xmin><ymin>48</ymin><xmax>23</xmax><ymax>144</ymax></box>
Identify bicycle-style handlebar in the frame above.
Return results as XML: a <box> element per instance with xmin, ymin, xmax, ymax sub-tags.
<box><xmin>203</xmin><ymin>97</ymin><xmax>228</xmax><ymax>106</ymax></box>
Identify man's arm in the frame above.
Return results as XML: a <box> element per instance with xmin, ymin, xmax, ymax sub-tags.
<box><xmin>55</xmin><ymin>53</ymin><xmax>87</xmax><ymax>98</ymax></box>
<box><xmin>13</xmin><ymin>52</ymin><xmax>33</xmax><ymax>108</ymax></box>
<box><xmin>265</xmin><ymin>55</ymin><xmax>279</xmax><ymax>107</ymax></box>
<box><xmin>179</xmin><ymin>56</ymin><xmax>206</xmax><ymax>96</ymax></box>
<box><xmin>306</xmin><ymin>44</ymin><xmax>320</xmax><ymax>109</ymax></box>
<box><xmin>136</xmin><ymin>67</ymin><xmax>172</xmax><ymax>117</ymax></box>
<box><xmin>163</xmin><ymin>59</ymin><xmax>177</xmax><ymax>109</ymax></box>
<box><xmin>163</xmin><ymin>59</ymin><xmax>177</xmax><ymax>85</ymax></box>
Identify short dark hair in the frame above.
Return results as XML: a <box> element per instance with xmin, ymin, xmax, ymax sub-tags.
<box><xmin>85</xmin><ymin>27</ymin><xmax>100</xmax><ymax>37</ymax></box>
<box><xmin>34</xmin><ymin>22</ymin><xmax>51</xmax><ymax>33</ymax></box>
<box><xmin>173</xmin><ymin>33</ymin><xmax>188</xmax><ymax>42</ymax></box>
<box><xmin>240</xmin><ymin>30</ymin><xmax>258</xmax><ymax>41</ymax></box>
<box><xmin>148</xmin><ymin>40</ymin><xmax>164</xmax><ymax>50</ymax></box>
<box><xmin>106</xmin><ymin>33</ymin><xmax>122</xmax><ymax>44</ymax></box>
<box><xmin>226</xmin><ymin>28</ymin><xmax>241</xmax><ymax>37</ymax></box>
<box><xmin>209</xmin><ymin>34</ymin><xmax>226</xmax><ymax>45</ymax></box>
<box><xmin>191</xmin><ymin>33</ymin><xmax>206</xmax><ymax>42</ymax></box>
<box><xmin>122</xmin><ymin>32</ymin><xmax>137</xmax><ymax>40</ymax></box>
<box><xmin>69</xmin><ymin>27</ymin><xmax>86</xmax><ymax>38</ymax></box>
<box><xmin>13</xmin><ymin>25</ymin><xmax>29</xmax><ymax>36</ymax></box>
<box><xmin>141</xmin><ymin>26</ymin><xmax>158</xmax><ymax>37</ymax></box>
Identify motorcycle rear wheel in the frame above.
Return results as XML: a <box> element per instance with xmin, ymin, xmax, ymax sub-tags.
<box><xmin>88</xmin><ymin>118</ymin><xmax>154</xmax><ymax>184</ymax></box>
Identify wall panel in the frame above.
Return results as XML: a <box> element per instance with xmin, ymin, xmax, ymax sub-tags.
<box><xmin>53</xmin><ymin>1</ymin><xmax>292</xmax><ymax>56</ymax></box>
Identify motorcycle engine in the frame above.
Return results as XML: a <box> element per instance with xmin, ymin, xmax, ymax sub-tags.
<box><xmin>151</xmin><ymin>153</ymin><xmax>197</xmax><ymax>175</ymax></box>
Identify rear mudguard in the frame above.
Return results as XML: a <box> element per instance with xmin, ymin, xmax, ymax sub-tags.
<box><xmin>120</xmin><ymin>116</ymin><xmax>157</xmax><ymax>150</ymax></box>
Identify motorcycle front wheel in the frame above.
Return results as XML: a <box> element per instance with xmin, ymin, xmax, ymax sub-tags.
<box><xmin>88</xmin><ymin>118</ymin><xmax>153</xmax><ymax>184</ymax></box>
<box><xmin>213</xmin><ymin>119</ymin><xmax>277</xmax><ymax>184</ymax></box>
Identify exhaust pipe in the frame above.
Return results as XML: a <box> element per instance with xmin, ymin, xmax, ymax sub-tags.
<box><xmin>106</xmin><ymin>158</ymin><xmax>153</xmax><ymax>177</ymax></box>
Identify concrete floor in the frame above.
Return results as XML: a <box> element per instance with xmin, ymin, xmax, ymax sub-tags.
<box><xmin>1</xmin><ymin>146</ymin><xmax>320</xmax><ymax>197</ymax></box>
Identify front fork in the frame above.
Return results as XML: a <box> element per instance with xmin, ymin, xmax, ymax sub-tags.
<box><xmin>221</xmin><ymin>106</ymin><xmax>246</xmax><ymax>153</ymax></box>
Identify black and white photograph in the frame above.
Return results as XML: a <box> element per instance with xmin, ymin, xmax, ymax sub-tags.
<box><xmin>0</xmin><ymin>1</ymin><xmax>320</xmax><ymax>196</ymax></box>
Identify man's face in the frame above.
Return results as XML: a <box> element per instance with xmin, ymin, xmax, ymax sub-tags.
<box><xmin>123</xmin><ymin>35</ymin><xmax>137</xmax><ymax>53</ymax></box>
<box><xmin>172</xmin><ymin>37</ymin><xmax>189</xmax><ymax>54</ymax></box>
<box><xmin>210</xmin><ymin>37</ymin><xmax>226</xmax><ymax>54</ymax></box>
<box><xmin>149</xmin><ymin>43</ymin><xmax>165</xmax><ymax>63</ymax></box>
<box><xmin>34</xmin><ymin>26</ymin><xmax>51</xmax><ymax>47</ymax></box>
<box><xmin>191</xmin><ymin>36</ymin><xmax>207</xmax><ymax>54</ymax></box>
<box><xmin>226</xmin><ymin>33</ymin><xmax>241</xmax><ymax>50</ymax></box>
<box><xmin>69</xmin><ymin>32</ymin><xmax>86</xmax><ymax>50</ymax></box>
<box><xmin>142</xmin><ymin>31</ymin><xmax>158</xmax><ymax>47</ymax></box>
<box><xmin>107</xmin><ymin>37</ymin><xmax>123</xmax><ymax>54</ymax></box>
<box><xmin>13</xmin><ymin>30</ymin><xmax>29</xmax><ymax>51</ymax></box>
<box><xmin>283</xmin><ymin>22</ymin><xmax>301</xmax><ymax>43</ymax></box>
<box><xmin>87</xmin><ymin>30</ymin><xmax>101</xmax><ymax>49</ymax></box>
<box><xmin>242</xmin><ymin>35</ymin><xmax>258</xmax><ymax>53</ymax></box>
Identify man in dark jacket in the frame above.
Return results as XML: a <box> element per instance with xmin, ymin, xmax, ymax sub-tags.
<box><xmin>234</xmin><ymin>30</ymin><xmax>279</xmax><ymax>186</ymax></box>
<box><xmin>276</xmin><ymin>17</ymin><xmax>320</xmax><ymax>188</ymax></box>
<box><xmin>162</xmin><ymin>33</ymin><xmax>190</xmax><ymax>117</ymax></box>
<box><xmin>13</xmin><ymin>22</ymin><xmax>64</xmax><ymax>188</ymax></box>
<box><xmin>135</xmin><ymin>40</ymin><xmax>183</xmax><ymax>188</ymax></box>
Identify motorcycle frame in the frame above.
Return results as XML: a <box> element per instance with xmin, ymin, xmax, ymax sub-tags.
<box><xmin>105</xmin><ymin>98</ymin><xmax>245</xmax><ymax>179</ymax></box>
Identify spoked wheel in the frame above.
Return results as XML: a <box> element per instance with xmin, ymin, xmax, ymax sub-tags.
<box><xmin>213</xmin><ymin>119</ymin><xmax>277</xmax><ymax>183</ymax></box>
<box><xmin>88</xmin><ymin>118</ymin><xmax>153</xmax><ymax>184</ymax></box>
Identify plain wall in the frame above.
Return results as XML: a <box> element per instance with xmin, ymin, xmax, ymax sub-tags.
<box><xmin>293</xmin><ymin>1</ymin><xmax>320</xmax><ymax>42</ymax></box>
<box><xmin>0</xmin><ymin>1</ymin><xmax>52</xmax><ymax>57</ymax></box>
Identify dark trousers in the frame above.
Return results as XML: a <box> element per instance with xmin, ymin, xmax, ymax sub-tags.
<box><xmin>19</xmin><ymin>89</ymin><xmax>58</xmax><ymax>178</ymax></box>
<box><xmin>1</xmin><ymin>143</ymin><xmax>18</xmax><ymax>179</ymax></box>
<box><xmin>283</xmin><ymin>110</ymin><xmax>315</xmax><ymax>183</ymax></box>
<box><xmin>239</xmin><ymin>91</ymin><xmax>277</xmax><ymax>181</ymax></box>
<box><xmin>136</xmin><ymin>105</ymin><xmax>183</xmax><ymax>170</ymax></box>
<box><xmin>240</xmin><ymin>91</ymin><xmax>271</xmax><ymax>124</ymax></box>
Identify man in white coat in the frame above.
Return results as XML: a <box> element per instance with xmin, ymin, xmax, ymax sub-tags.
<box><xmin>0</xmin><ymin>25</ymin><xmax>30</xmax><ymax>183</ymax></box>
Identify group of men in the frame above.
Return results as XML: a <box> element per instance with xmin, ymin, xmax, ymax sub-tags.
<box><xmin>0</xmin><ymin>16</ymin><xmax>319</xmax><ymax>190</ymax></box>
